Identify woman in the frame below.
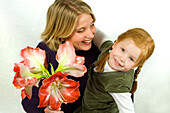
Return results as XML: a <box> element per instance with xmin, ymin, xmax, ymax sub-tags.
<box><xmin>21</xmin><ymin>0</ymin><xmax>108</xmax><ymax>113</ymax></box>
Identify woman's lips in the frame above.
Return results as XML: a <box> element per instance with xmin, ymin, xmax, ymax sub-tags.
<box><xmin>82</xmin><ymin>40</ymin><xmax>91</xmax><ymax>45</ymax></box>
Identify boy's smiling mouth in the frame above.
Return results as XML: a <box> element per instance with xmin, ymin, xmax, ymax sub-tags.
<box><xmin>114</xmin><ymin>58</ymin><xmax>123</xmax><ymax>67</ymax></box>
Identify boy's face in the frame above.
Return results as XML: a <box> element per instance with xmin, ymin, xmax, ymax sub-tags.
<box><xmin>108</xmin><ymin>38</ymin><xmax>141</xmax><ymax>71</ymax></box>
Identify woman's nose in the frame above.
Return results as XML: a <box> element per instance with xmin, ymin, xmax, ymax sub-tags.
<box><xmin>86</xmin><ymin>29</ymin><xmax>95</xmax><ymax>39</ymax></box>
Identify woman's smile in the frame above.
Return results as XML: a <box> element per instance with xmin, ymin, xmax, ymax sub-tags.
<box><xmin>82</xmin><ymin>40</ymin><xmax>92</xmax><ymax>45</ymax></box>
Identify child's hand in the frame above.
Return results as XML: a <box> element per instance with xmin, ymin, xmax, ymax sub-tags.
<box><xmin>44</xmin><ymin>106</ymin><xmax>64</xmax><ymax>113</ymax></box>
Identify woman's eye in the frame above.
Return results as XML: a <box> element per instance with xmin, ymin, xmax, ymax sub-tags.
<box><xmin>77</xmin><ymin>28</ymin><xmax>84</xmax><ymax>33</ymax></box>
<box><xmin>90</xmin><ymin>23</ymin><xmax>94</xmax><ymax>27</ymax></box>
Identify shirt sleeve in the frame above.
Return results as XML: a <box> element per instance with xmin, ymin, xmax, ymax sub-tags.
<box><xmin>109</xmin><ymin>93</ymin><xmax>135</xmax><ymax>113</ymax></box>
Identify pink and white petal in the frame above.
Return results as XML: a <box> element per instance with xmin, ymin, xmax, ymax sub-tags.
<box><xmin>14</xmin><ymin>62</ymin><xmax>44</xmax><ymax>80</ymax></box>
<box><xmin>61</xmin><ymin>64</ymin><xmax>87</xmax><ymax>77</ymax></box>
<box><xmin>61</xmin><ymin>88</ymin><xmax>80</xmax><ymax>103</ymax></box>
<box><xmin>39</xmin><ymin>72</ymin><xmax>65</xmax><ymax>107</ymax></box>
<box><xmin>57</xmin><ymin>79</ymin><xmax>80</xmax><ymax>103</ymax></box>
<box><xmin>49</xmin><ymin>72</ymin><xmax>67</xmax><ymax>82</ymax></box>
<box><xmin>60</xmin><ymin>79</ymin><xmax>79</xmax><ymax>89</ymax></box>
<box><xmin>13</xmin><ymin>63</ymin><xmax>38</xmax><ymax>88</ymax></box>
<box><xmin>13</xmin><ymin>62</ymin><xmax>21</xmax><ymax>73</ymax></box>
<box><xmin>60</xmin><ymin>86</ymin><xmax>79</xmax><ymax>98</ymax></box>
<box><xmin>39</xmin><ymin>84</ymin><xmax>61</xmax><ymax>109</ymax></box>
<box><xmin>39</xmin><ymin>81</ymin><xmax>52</xmax><ymax>95</ymax></box>
<box><xmin>21</xmin><ymin>46</ymin><xmax>46</xmax><ymax>71</ymax></box>
<box><xmin>75</xmin><ymin>56</ymin><xmax>85</xmax><ymax>65</ymax></box>
<box><xmin>14</xmin><ymin>62</ymin><xmax>32</xmax><ymax>78</ymax></box>
<box><xmin>50</xmin><ymin>95</ymin><xmax>62</xmax><ymax>110</ymax></box>
<box><xmin>61</xmin><ymin>70</ymin><xmax>85</xmax><ymax>78</ymax></box>
<box><xmin>38</xmin><ymin>93</ymin><xmax>50</xmax><ymax>108</ymax></box>
<box><xmin>40</xmin><ymin>72</ymin><xmax>67</xmax><ymax>94</ymax></box>
<box><xmin>21</xmin><ymin>89</ymin><xmax>27</xmax><ymax>99</ymax></box>
<box><xmin>25</xmin><ymin>77</ymin><xmax>38</xmax><ymax>86</ymax></box>
<box><xmin>13</xmin><ymin>63</ymin><xmax>37</xmax><ymax>85</ymax></box>
<box><xmin>38</xmin><ymin>71</ymin><xmax>81</xmax><ymax>110</ymax></box>
<box><xmin>39</xmin><ymin>81</ymin><xmax>54</xmax><ymax>107</ymax></box>
<box><xmin>21</xmin><ymin>47</ymin><xmax>46</xmax><ymax>64</ymax></box>
<box><xmin>13</xmin><ymin>75</ymin><xmax>33</xmax><ymax>87</ymax></box>
<box><xmin>13</xmin><ymin>77</ymin><xmax>26</xmax><ymax>88</ymax></box>
<box><xmin>13</xmin><ymin>74</ymin><xmax>34</xmax><ymax>88</ymax></box>
<box><xmin>39</xmin><ymin>73</ymin><xmax>65</xmax><ymax>98</ymax></box>
<box><xmin>71</xmin><ymin>63</ymin><xmax>87</xmax><ymax>73</ymax></box>
<box><xmin>56</xmin><ymin>41</ymin><xmax>76</xmax><ymax>65</ymax></box>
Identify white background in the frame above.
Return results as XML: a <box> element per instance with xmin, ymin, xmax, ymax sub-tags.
<box><xmin>0</xmin><ymin>0</ymin><xmax>170</xmax><ymax>113</ymax></box>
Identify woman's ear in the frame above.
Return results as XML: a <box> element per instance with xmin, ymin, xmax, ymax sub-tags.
<box><xmin>60</xmin><ymin>38</ymin><xmax>65</xmax><ymax>41</ymax></box>
<box><xmin>60</xmin><ymin>38</ymin><xmax>65</xmax><ymax>44</ymax></box>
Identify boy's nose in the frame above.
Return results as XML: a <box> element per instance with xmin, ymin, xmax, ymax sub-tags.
<box><xmin>120</xmin><ymin>55</ymin><xmax>127</xmax><ymax>62</ymax></box>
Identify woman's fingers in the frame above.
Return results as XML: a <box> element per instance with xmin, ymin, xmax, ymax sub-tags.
<box><xmin>44</xmin><ymin>107</ymin><xmax>64</xmax><ymax>113</ymax></box>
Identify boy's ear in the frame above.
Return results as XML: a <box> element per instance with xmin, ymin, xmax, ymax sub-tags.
<box><xmin>112</xmin><ymin>40</ymin><xmax>117</xmax><ymax>48</ymax></box>
<box><xmin>114</xmin><ymin>40</ymin><xmax>117</xmax><ymax>44</ymax></box>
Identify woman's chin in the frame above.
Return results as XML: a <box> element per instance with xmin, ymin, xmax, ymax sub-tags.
<box><xmin>80</xmin><ymin>43</ymin><xmax>92</xmax><ymax>51</ymax></box>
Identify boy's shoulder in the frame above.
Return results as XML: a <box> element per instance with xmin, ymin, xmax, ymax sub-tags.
<box><xmin>100</xmin><ymin>40</ymin><xmax>113</xmax><ymax>52</ymax></box>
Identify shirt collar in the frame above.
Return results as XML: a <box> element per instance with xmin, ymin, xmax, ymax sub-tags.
<box><xmin>104</xmin><ymin>60</ymin><xmax>115</xmax><ymax>72</ymax></box>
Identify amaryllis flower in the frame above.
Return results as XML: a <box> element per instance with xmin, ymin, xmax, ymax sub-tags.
<box><xmin>13</xmin><ymin>46</ymin><xmax>49</xmax><ymax>99</ymax></box>
<box><xmin>13</xmin><ymin>62</ymin><xmax>39</xmax><ymax>99</ymax></box>
<box><xmin>55</xmin><ymin>41</ymin><xmax>87</xmax><ymax>77</ymax></box>
<box><xmin>13</xmin><ymin>41</ymin><xmax>86</xmax><ymax>109</ymax></box>
<box><xmin>38</xmin><ymin>71</ymin><xmax>80</xmax><ymax>110</ymax></box>
<box><xmin>21</xmin><ymin>46</ymin><xmax>49</xmax><ymax>76</ymax></box>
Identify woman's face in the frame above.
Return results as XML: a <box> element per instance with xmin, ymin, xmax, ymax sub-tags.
<box><xmin>66</xmin><ymin>13</ymin><xmax>96</xmax><ymax>51</ymax></box>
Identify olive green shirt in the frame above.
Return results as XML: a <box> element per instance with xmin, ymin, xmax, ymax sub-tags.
<box><xmin>74</xmin><ymin>41</ymin><xmax>134</xmax><ymax>113</ymax></box>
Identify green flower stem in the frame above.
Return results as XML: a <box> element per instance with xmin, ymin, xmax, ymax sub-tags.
<box><xmin>50</xmin><ymin>63</ymin><xmax>54</xmax><ymax>75</ymax></box>
<box><xmin>29</xmin><ymin>73</ymin><xmax>47</xmax><ymax>79</ymax></box>
<box><xmin>40</xmin><ymin>64</ymin><xmax>50</xmax><ymax>78</ymax></box>
<box><xmin>31</xmin><ymin>56</ymin><xmax>51</xmax><ymax>78</ymax></box>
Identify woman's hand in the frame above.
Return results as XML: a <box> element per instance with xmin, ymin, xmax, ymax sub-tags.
<box><xmin>44</xmin><ymin>106</ymin><xmax>64</xmax><ymax>113</ymax></box>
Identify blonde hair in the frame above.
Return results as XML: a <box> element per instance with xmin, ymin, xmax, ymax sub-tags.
<box><xmin>95</xmin><ymin>28</ymin><xmax>155</xmax><ymax>93</ymax></box>
<box><xmin>41</xmin><ymin>0</ymin><xmax>96</xmax><ymax>51</ymax></box>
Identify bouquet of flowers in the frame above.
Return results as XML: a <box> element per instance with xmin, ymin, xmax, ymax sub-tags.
<box><xmin>12</xmin><ymin>41</ymin><xmax>87</xmax><ymax>110</ymax></box>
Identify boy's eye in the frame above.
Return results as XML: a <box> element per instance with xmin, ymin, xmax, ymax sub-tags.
<box><xmin>129</xmin><ymin>57</ymin><xmax>134</xmax><ymax>62</ymax></box>
<box><xmin>121</xmin><ymin>48</ymin><xmax>125</xmax><ymax>52</ymax></box>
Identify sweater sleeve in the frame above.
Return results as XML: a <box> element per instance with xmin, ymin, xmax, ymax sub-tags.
<box><xmin>21</xmin><ymin>80</ymin><xmax>46</xmax><ymax>113</ymax></box>
<box><xmin>93</xmin><ymin>28</ymin><xmax>111</xmax><ymax>49</ymax></box>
